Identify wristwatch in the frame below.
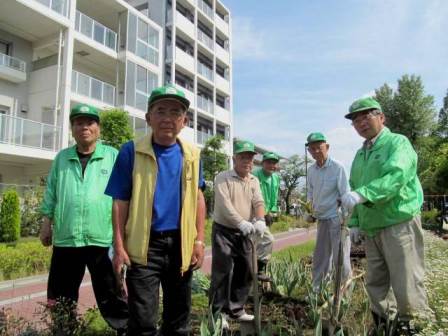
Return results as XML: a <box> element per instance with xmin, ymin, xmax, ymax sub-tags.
<box><xmin>194</xmin><ymin>240</ymin><xmax>205</xmax><ymax>248</ymax></box>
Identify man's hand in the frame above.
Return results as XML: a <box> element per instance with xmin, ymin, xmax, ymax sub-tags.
<box><xmin>39</xmin><ymin>218</ymin><xmax>52</xmax><ymax>247</ymax></box>
<box><xmin>305</xmin><ymin>214</ymin><xmax>316</xmax><ymax>223</ymax></box>
<box><xmin>190</xmin><ymin>241</ymin><xmax>205</xmax><ymax>270</ymax></box>
<box><xmin>253</xmin><ymin>219</ymin><xmax>266</xmax><ymax>237</ymax></box>
<box><xmin>112</xmin><ymin>246</ymin><xmax>131</xmax><ymax>278</ymax></box>
<box><xmin>341</xmin><ymin>191</ymin><xmax>365</xmax><ymax>211</ymax></box>
<box><xmin>350</xmin><ymin>227</ymin><xmax>362</xmax><ymax>244</ymax></box>
<box><xmin>237</xmin><ymin>220</ymin><xmax>255</xmax><ymax>236</ymax></box>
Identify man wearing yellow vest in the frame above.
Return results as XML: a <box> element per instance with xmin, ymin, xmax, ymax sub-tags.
<box><xmin>105</xmin><ymin>85</ymin><xmax>206</xmax><ymax>335</ymax></box>
<box><xmin>210</xmin><ymin>140</ymin><xmax>265</xmax><ymax>328</ymax></box>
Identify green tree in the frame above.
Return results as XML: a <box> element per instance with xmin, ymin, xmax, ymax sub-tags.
<box><xmin>100</xmin><ymin>109</ymin><xmax>133</xmax><ymax>149</ymax></box>
<box><xmin>0</xmin><ymin>189</ymin><xmax>21</xmax><ymax>242</ymax></box>
<box><xmin>374</xmin><ymin>74</ymin><xmax>436</xmax><ymax>146</ymax></box>
<box><xmin>200</xmin><ymin>135</ymin><xmax>229</xmax><ymax>215</ymax></box>
<box><xmin>279</xmin><ymin>155</ymin><xmax>306</xmax><ymax>212</ymax></box>
<box><xmin>436</xmin><ymin>90</ymin><xmax>448</xmax><ymax>138</ymax></box>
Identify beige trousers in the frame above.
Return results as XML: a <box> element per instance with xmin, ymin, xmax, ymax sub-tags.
<box><xmin>256</xmin><ymin>227</ymin><xmax>274</xmax><ymax>262</ymax></box>
<box><xmin>365</xmin><ymin>215</ymin><xmax>428</xmax><ymax>320</ymax></box>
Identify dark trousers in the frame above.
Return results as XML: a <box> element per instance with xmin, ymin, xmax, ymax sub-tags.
<box><xmin>126</xmin><ymin>231</ymin><xmax>192</xmax><ymax>336</ymax></box>
<box><xmin>209</xmin><ymin>223</ymin><xmax>253</xmax><ymax>318</ymax></box>
<box><xmin>47</xmin><ymin>246</ymin><xmax>128</xmax><ymax>330</ymax></box>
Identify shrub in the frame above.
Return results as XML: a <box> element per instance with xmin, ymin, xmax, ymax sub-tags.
<box><xmin>0</xmin><ymin>189</ymin><xmax>21</xmax><ymax>242</ymax></box>
<box><xmin>99</xmin><ymin>109</ymin><xmax>133</xmax><ymax>150</ymax></box>
<box><xmin>0</xmin><ymin>241</ymin><xmax>51</xmax><ymax>280</ymax></box>
<box><xmin>21</xmin><ymin>187</ymin><xmax>44</xmax><ymax>237</ymax></box>
<box><xmin>421</xmin><ymin>209</ymin><xmax>440</xmax><ymax>230</ymax></box>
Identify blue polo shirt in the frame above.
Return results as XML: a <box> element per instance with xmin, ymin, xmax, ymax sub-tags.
<box><xmin>105</xmin><ymin>140</ymin><xmax>205</xmax><ymax>231</ymax></box>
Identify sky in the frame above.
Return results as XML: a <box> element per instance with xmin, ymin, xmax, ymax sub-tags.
<box><xmin>223</xmin><ymin>0</ymin><xmax>448</xmax><ymax>171</ymax></box>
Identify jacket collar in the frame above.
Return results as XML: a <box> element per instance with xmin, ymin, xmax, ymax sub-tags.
<box><xmin>68</xmin><ymin>141</ymin><xmax>105</xmax><ymax>161</ymax></box>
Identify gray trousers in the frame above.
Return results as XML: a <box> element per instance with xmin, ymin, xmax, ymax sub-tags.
<box><xmin>312</xmin><ymin>216</ymin><xmax>351</xmax><ymax>290</ymax></box>
<box><xmin>256</xmin><ymin>227</ymin><xmax>274</xmax><ymax>262</ymax></box>
<box><xmin>209</xmin><ymin>223</ymin><xmax>253</xmax><ymax>318</ymax></box>
<box><xmin>365</xmin><ymin>216</ymin><xmax>428</xmax><ymax>320</ymax></box>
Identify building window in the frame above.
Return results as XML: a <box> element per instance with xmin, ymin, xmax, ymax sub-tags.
<box><xmin>126</xmin><ymin>61</ymin><xmax>158</xmax><ymax>112</ymax></box>
<box><xmin>135</xmin><ymin>17</ymin><xmax>159</xmax><ymax>66</ymax></box>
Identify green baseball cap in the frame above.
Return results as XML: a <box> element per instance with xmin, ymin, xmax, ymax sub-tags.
<box><xmin>262</xmin><ymin>152</ymin><xmax>279</xmax><ymax>162</ymax></box>
<box><xmin>70</xmin><ymin>104</ymin><xmax>100</xmax><ymax>122</ymax></box>
<box><xmin>234</xmin><ymin>140</ymin><xmax>257</xmax><ymax>154</ymax></box>
<box><xmin>306</xmin><ymin>132</ymin><xmax>326</xmax><ymax>146</ymax></box>
<box><xmin>345</xmin><ymin>97</ymin><xmax>382</xmax><ymax>119</ymax></box>
<box><xmin>148</xmin><ymin>85</ymin><xmax>190</xmax><ymax>110</ymax></box>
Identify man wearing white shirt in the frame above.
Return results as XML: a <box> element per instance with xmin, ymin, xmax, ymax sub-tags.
<box><xmin>306</xmin><ymin>132</ymin><xmax>351</xmax><ymax>290</ymax></box>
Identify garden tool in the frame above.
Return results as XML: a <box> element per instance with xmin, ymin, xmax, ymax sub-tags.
<box><xmin>240</xmin><ymin>234</ymin><xmax>262</xmax><ymax>336</ymax></box>
<box><xmin>331</xmin><ymin>205</ymin><xmax>351</xmax><ymax>324</ymax></box>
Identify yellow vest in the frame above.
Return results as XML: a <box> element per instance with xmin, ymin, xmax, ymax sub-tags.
<box><xmin>125</xmin><ymin>133</ymin><xmax>200</xmax><ymax>272</ymax></box>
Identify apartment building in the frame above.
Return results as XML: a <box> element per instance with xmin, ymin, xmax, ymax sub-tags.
<box><xmin>0</xmin><ymin>0</ymin><xmax>232</xmax><ymax>186</ymax></box>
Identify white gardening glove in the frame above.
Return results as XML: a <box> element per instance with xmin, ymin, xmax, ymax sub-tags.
<box><xmin>237</xmin><ymin>220</ymin><xmax>255</xmax><ymax>236</ymax></box>
<box><xmin>253</xmin><ymin>219</ymin><xmax>266</xmax><ymax>237</ymax></box>
<box><xmin>350</xmin><ymin>227</ymin><xmax>361</xmax><ymax>244</ymax></box>
<box><xmin>341</xmin><ymin>191</ymin><xmax>366</xmax><ymax>212</ymax></box>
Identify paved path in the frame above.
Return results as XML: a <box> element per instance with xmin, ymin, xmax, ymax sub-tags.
<box><xmin>0</xmin><ymin>228</ymin><xmax>316</xmax><ymax>323</ymax></box>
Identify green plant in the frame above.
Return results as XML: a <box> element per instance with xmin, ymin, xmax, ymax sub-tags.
<box><xmin>0</xmin><ymin>189</ymin><xmax>21</xmax><ymax>242</ymax></box>
<box><xmin>192</xmin><ymin>271</ymin><xmax>211</xmax><ymax>295</ymax></box>
<box><xmin>99</xmin><ymin>109</ymin><xmax>133</xmax><ymax>150</ymax></box>
<box><xmin>268</xmin><ymin>255</ymin><xmax>309</xmax><ymax>297</ymax></box>
<box><xmin>21</xmin><ymin>187</ymin><xmax>44</xmax><ymax>237</ymax></box>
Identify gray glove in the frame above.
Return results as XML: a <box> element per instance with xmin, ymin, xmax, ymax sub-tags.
<box><xmin>253</xmin><ymin>219</ymin><xmax>266</xmax><ymax>237</ymax></box>
<box><xmin>350</xmin><ymin>227</ymin><xmax>361</xmax><ymax>244</ymax></box>
<box><xmin>237</xmin><ymin>220</ymin><xmax>255</xmax><ymax>236</ymax></box>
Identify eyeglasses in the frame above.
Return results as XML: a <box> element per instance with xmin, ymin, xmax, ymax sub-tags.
<box><xmin>351</xmin><ymin>111</ymin><xmax>379</xmax><ymax>126</ymax></box>
<box><xmin>151</xmin><ymin>109</ymin><xmax>185</xmax><ymax>119</ymax></box>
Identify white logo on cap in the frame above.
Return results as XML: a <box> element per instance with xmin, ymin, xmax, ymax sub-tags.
<box><xmin>244</xmin><ymin>143</ymin><xmax>250</xmax><ymax>148</ymax></box>
<box><xmin>166</xmin><ymin>87</ymin><xmax>177</xmax><ymax>94</ymax></box>
<box><xmin>80</xmin><ymin>106</ymin><xmax>89</xmax><ymax>112</ymax></box>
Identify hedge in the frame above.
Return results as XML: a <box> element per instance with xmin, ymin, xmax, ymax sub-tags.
<box><xmin>0</xmin><ymin>189</ymin><xmax>21</xmax><ymax>242</ymax></box>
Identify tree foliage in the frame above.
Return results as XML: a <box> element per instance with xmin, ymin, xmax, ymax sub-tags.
<box><xmin>375</xmin><ymin>74</ymin><xmax>436</xmax><ymax>147</ymax></box>
<box><xmin>279</xmin><ymin>155</ymin><xmax>306</xmax><ymax>212</ymax></box>
<box><xmin>436</xmin><ymin>90</ymin><xmax>448</xmax><ymax>138</ymax></box>
<box><xmin>200</xmin><ymin>135</ymin><xmax>229</xmax><ymax>216</ymax></box>
<box><xmin>0</xmin><ymin>189</ymin><xmax>21</xmax><ymax>242</ymax></box>
<box><xmin>100</xmin><ymin>109</ymin><xmax>134</xmax><ymax>149</ymax></box>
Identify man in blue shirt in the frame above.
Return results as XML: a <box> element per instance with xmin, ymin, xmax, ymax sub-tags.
<box><xmin>306</xmin><ymin>132</ymin><xmax>351</xmax><ymax>291</ymax></box>
<box><xmin>105</xmin><ymin>85</ymin><xmax>206</xmax><ymax>336</ymax></box>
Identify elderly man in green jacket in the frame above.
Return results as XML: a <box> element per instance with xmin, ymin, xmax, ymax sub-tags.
<box><xmin>40</xmin><ymin>104</ymin><xmax>128</xmax><ymax>334</ymax></box>
<box><xmin>253</xmin><ymin>152</ymin><xmax>280</xmax><ymax>281</ymax></box>
<box><xmin>342</xmin><ymin>97</ymin><xmax>428</xmax><ymax>332</ymax></box>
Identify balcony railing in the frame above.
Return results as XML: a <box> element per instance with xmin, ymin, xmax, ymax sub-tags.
<box><xmin>0</xmin><ymin>53</ymin><xmax>26</xmax><ymax>73</ymax></box>
<box><xmin>197</xmin><ymin>61</ymin><xmax>213</xmax><ymax>81</ymax></box>
<box><xmin>72</xmin><ymin>70</ymin><xmax>115</xmax><ymax>105</ymax></box>
<box><xmin>197</xmin><ymin>30</ymin><xmax>214</xmax><ymax>50</ymax></box>
<box><xmin>75</xmin><ymin>11</ymin><xmax>117</xmax><ymax>51</ymax></box>
<box><xmin>0</xmin><ymin>114</ymin><xmax>61</xmax><ymax>151</ymax></box>
<box><xmin>197</xmin><ymin>0</ymin><xmax>213</xmax><ymax>19</ymax></box>
<box><xmin>197</xmin><ymin>95</ymin><xmax>213</xmax><ymax>114</ymax></box>
<box><xmin>197</xmin><ymin>129</ymin><xmax>213</xmax><ymax>145</ymax></box>
<box><xmin>35</xmin><ymin>0</ymin><xmax>69</xmax><ymax>17</ymax></box>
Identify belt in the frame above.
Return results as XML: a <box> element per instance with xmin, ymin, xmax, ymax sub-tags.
<box><xmin>150</xmin><ymin>229</ymin><xmax>180</xmax><ymax>238</ymax></box>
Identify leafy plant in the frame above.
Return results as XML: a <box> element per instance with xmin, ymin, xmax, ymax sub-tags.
<box><xmin>99</xmin><ymin>109</ymin><xmax>133</xmax><ymax>150</ymax></box>
<box><xmin>0</xmin><ymin>189</ymin><xmax>21</xmax><ymax>242</ymax></box>
<box><xmin>21</xmin><ymin>187</ymin><xmax>44</xmax><ymax>237</ymax></box>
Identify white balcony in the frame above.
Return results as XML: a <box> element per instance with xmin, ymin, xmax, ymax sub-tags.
<box><xmin>197</xmin><ymin>30</ymin><xmax>214</xmax><ymax>51</ymax></box>
<box><xmin>197</xmin><ymin>95</ymin><xmax>213</xmax><ymax>115</ymax></box>
<box><xmin>215</xmin><ymin>13</ymin><xmax>229</xmax><ymax>36</ymax></box>
<box><xmin>197</xmin><ymin>129</ymin><xmax>213</xmax><ymax>145</ymax></box>
<box><xmin>215</xmin><ymin>105</ymin><xmax>230</xmax><ymax>124</ymax></box>
<box><xmin>175</xmin><ymin>47</ymin><xmax>195</xmax><ymax>73</ymax></box>
<box><xmin>175</xmin><ymin>11</ymin><xmax>195</xmax><ymax>37</ymax></box>
<box><xmin>35</xmin><ymin>0</ymin><xmax>69</xmax><ymax>17</ymax></box>
<box><xmin>216</xmin><ymin>74</ymin><xmax>230</xmax><ymax>94</ymax></box>
<box><xmin>75</xmin><ymin>11</ymin><xmax>117</xmax><ymax>51</ymax></box>
<box><xmin>197</xmin><ymin>61</ymin><xmax>213</xmax><ymax>81</ymax></box>
<box><xmin>0</xmin><ymin>53</ymin><xmax>27</xmax><ymax>83</ymax></box>
<box><xmin>215</xmin><ymin>43</ymin><xmax>230</xmax><ymax>64</ymax></box>
<box><xmin>197</xmin><ymin>0</ymin><xmax>214</xmax><ymax>20</ymax></box>
<box><xmin>175</xmin><ymin>84</ymin><xmax>195</xmax><ymax>107</ymax></box>
<box><xmin>71</xmin><ymin>70</ymin><xmax>115</xmax><ymax>106</ymax></box>
<box><xmin>0</xmin><ymin>114</ymin><xmax>61</xmax><ymax>152</ymax></box>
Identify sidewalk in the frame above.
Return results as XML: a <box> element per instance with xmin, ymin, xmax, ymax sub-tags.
<box><xmin>0</xmin><ymin>228</ymin><xmax>316</xmax><ymax>322</ymax></box>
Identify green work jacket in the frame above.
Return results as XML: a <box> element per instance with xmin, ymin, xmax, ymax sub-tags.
<box><xmin>348</xmin><ymin>127</ymin><xmax>423</xmax><ymax>237</ymax></box>
<box><xmin>253</xmin><ymin>168</ymin><xmax>280</xmax><ymax>213</ymax></box>
<box><xmin>40</xmin><ymin>142</ymin><xmax>118</xmax><ymax>247</ymax></box>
